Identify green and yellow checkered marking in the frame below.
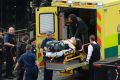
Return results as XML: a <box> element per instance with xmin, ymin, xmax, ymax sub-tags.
<box><xmin>104</xmin><ymin>34</ymin><xmax>120</xmax><ymax>58</ymax></box>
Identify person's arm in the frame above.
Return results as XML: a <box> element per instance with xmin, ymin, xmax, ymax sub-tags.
<box><xmin>14</xmin><ymin>55</ymin><xmax>23</xmax><ymax>70</ymax></box>
<box><xmin>40</xmin><ymin>39</ymin><xmax>46</xmax><ymax>55</ymax></box>
<box><xmin>14</xmin><ymin>62</ymin><xmax>20</xmax><ymax>70</ymax></box>
<box><xmin>63</xmin><ymin>40</ymin><xmax>76</xmax><ymax>52</ymax></box>
<box><xmin>4</xmin><ymin>43</ymin><xmax>14</xmax><ymax>47</ymax></box>
<box><xmin>86</xmin><ymin>44</ymin><xmax>93</xmax><ymax>62</ymax></box>
<box><xmin>40</xmin><ymin>48</ymin><xmax>44</xmax><ymax>55</ymax></box>
<box><xmin>33</xmin><ymin>54</ymin><xmax>40</xmax><ymax>68</ymax></box>
<box><xmin>74</xmin><ymin>24</ymin><xmax>80</xmax><ymax>37</ymax></box>
<box><xmin>36</xmin><ymin>60</ymin><xmax>40</xmax><ymax>69</ymax></box>
<box><xmin>4</xmin><ymin>35</ymin><xmax>15</xmax><ymax>47</ymax></box>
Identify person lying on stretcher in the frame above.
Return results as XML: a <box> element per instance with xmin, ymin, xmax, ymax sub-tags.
<box><xmin>43</xmin><ymin>37</ymin><xmax>83</xmax><ymax>57</ymax></box>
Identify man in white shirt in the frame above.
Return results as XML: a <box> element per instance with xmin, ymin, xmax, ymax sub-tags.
<box><xmin>86</xmin><ymin>35</ymin><xmax>101</xmax><ymax>80</ymax></box>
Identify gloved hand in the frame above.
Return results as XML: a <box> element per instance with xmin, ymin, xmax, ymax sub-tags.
<box><xmin>84</xmin><ymin>61</ymin><xmax>89</xmax><ymax>65</ymax></box>
<box><xmin>13</xmin><ymin>57</ymin><xmax>16</xmax><ymax>63</ymax></box>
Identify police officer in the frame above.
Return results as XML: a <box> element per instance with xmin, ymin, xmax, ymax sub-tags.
<box><xmin>86</xmin><ymin>35</ymin><xmax>101</xmax><ymax>80</ymax></box>
<box><xmin>17</xmin><ymin>35</ymin><xmax>29</xmax><ymax>59</ymax></box>
<box><xmin>14</xmin><ymin>44</ymin><xmax>39</xmax><ymax>80</ymax></box>
<box><xmin>16</xmin><ymin>35</ymin><xmax>29</xmax><ymax>80</ymax></box>
<box><xmin>40</xmin><ymin>31</ymin><xmax>54</xmax><ymax>80</ymax></box>
<box><xmin>0</xmin><ymin>29</ymin><xmax>4</xmax><ymax>80</ymax></box>
<box><xmin>4</xmin><ymin>27</ymin><xmax>16</xmax><ymax>79</ymax></box>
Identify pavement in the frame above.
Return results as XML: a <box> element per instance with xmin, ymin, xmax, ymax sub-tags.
<box><xmin>2</xmin><ymin>69</ymin><xmax>88</xmax><ymax>80</ymax></box>
<box><xmin>3</xmin><ymin>69</ymin><xmax>71</xmax><ymax>80</ymax></box>
<box><xmin>2</xmin><ymin>64</ymin><xmax>89</xmax><ymax>80</ymax></box>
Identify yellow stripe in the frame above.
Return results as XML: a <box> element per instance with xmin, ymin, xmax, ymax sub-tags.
<box><xmin>97</xmin><ymin>10</ymin><xmax>104</xmax><ymax>59</ymax></box>
<box><xmin>97</xmin><ymin>11</ymin><xmax>102</xmax><ymax>46</ymax></box>
<box><xmin>97</xmin><ymin>30</ymin><xmax>101</xmax><ymax>39</ymax></box>
<box><xmin>97</xmin><ymin>19</ymin><xmax>102</xmax><ymax>26</ymax></box>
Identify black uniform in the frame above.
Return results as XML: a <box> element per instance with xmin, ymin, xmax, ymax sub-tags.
<box><xmin>89</xmin><ymin>43</ymin><xmax>100</xmax><ymax>80</ymax></box>
<box><xmin>69</xmin><ymin>18</ymin><xmax>88</xmax><ymax>43</ymax></box>
<box><xmin>90</xmin><ymin>43</ymin><xmax>100</xmax><ymax>62</ymax></box>
<box><xmin>4</xmin><ymin>33</ymin><xmax>16</xmax><ymax>78</ymax></box>
<box><xmin>17</xmin><ymin>41</ymin><xmax>27</xmax><ymax>59</ymax></box>
<box><xmin>17</xmin><ymin>41</ymin><xmax>27</xmax><ymax>80</ymax></box>
<box><xmin>41</xmin><ymin>38</ymin><xmax>54</xmax><ymax>80</ymax></box>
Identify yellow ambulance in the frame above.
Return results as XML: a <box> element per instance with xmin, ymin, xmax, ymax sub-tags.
<box><xmin>35</xmin><ymin>0</ymin><xmax>120</xmax><ymax>65</ymax></box>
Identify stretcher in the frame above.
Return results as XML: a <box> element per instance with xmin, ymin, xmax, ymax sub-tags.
<box><xmin>44</xmin><ymin>43</ymin><xmax>89</xmax><ymax>77</ymax></box>
<box><xmin>46</xmin><ymin>60</ymin><xmax>88</xmax><ymax>71</ymax></box>
<box><xmin>45</xmin><ymin>49</ymin><xmax>87</xmax><ymax>71</ymax></box>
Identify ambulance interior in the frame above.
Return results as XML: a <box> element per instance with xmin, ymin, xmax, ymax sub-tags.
<box><xmin>59</xmin><ymin>8</ymin><xmax>97</xmax><ymax>44</ymax></box>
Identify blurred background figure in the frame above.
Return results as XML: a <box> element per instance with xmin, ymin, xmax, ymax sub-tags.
<box><xmin>14</xmin><ymin>44</ymin><xmax>39</xmax><ymax>80</ymax></box>
<box><xmin>4</xmin><ymin>27</ymin><xmax>16</xmax><ymax>79</ymax></box>
<box><xmin>16</xmin><ymin>35</ymin><xmax>29</xmax><ymax>80</ymax></box>
<box><xmin>29</xmin><ymin>38</ymin><xmax>36</xmax><ymax>55</ymax></box>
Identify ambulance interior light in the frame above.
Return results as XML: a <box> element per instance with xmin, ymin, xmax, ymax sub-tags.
<box><xmin>67</xmin><ymin>0</ymin><xmax>72</xmax><ymax>4</ymax></box>
<box><xmin>97</xmin><ymin>2</ymin><xmax>103</xmax><ymax>6</ymax></box>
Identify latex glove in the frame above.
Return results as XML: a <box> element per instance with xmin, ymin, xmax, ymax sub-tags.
<box><xmin>84</xmin><ymin>61</ymin><xmax>89</xmax><ymax>65</ymax></box>
<box><xmin>13</xmin><ymin>57</ymin><xmax>16</xmax><ymax>62</ymax></box>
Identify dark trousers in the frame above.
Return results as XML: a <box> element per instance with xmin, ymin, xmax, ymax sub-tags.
<box><xmin>24</xmin><ymin>67</ymin><xmax>38</xmax><ymax>80</ymax></box>
<box><xmin>44</xmin><ymin>68</ymin><xmax>53</xmax><ymax>80</ymax></box>
<box><xmin>89</xmin><ymin>62</ymin><xmax>94</xmax><ymax>80</ymax></box>
<box><xmin>16</xmin><ymin>68</ymin><xmax>24</xmax><ymax>80</ymax></box>
<box><xmin>6</xmin><ymin>49</ymin><xmax>14</xmax><ymax>77</ymax></box>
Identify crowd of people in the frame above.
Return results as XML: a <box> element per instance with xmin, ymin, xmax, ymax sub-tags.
<box><xmin>0</xmin><ymin>14</ymin><xmax>101</xmax><ymax>80</ymax></box>
<box><xmin>0</xmin><ymin>27</ymin><xmax>39</xmax><ymax>80</ymax></box>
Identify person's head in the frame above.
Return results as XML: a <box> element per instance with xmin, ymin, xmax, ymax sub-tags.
<box><xmin>29</xmin><ymin>38</ymin><xmax>36</xmax><ymax>46</ymax></box>
<box><xmin>8</xmin><ymin>27</ymin><xmax>15</xmax><ymax>35</ymax></box>
<box><xmin>68</xmin><ymin>14</ymin><xmax>78</xmax><ymax>23</ymax></box>
<box><xmin>89</xmin><ymin>35</ymin><xmax>96</xmax><ymax>43</ymax></box>
<box><xmin>26</xmin><ymin>44</ymin><xmax>32</xmax><ymax>51</ymax></box>
<box><xmin>22</xmin><ymin>35</ymin><xmax>29</xmax><ymax>43</ymax></box>
<box><xmin>69</xmin><ymin>37</ymin><xmax>76</xmax><ymax>45</ymax></box>
<box><xmin>46</xmin><ymin>31</ymin><xmax>53</xmax><ymax>39</ymax></box>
